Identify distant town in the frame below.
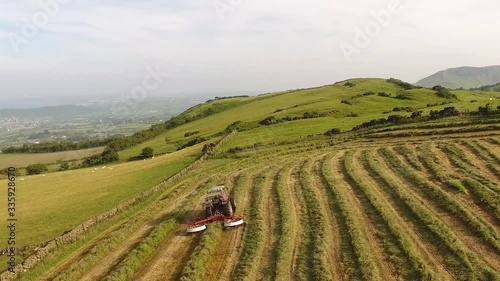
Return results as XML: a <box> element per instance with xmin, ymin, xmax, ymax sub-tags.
<box><xmin>0</xmin><ymin>97</ymin><xmax>201</xmax><ymax>149</ymax></box>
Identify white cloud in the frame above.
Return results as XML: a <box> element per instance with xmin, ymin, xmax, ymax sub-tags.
<box><xmin>0</xmin><ymin>0</ymin><xmax>499</xmax><ymax>99</ymax></box>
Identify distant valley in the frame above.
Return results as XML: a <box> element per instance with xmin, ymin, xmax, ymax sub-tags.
<box><xmin>0</xmin><ymin>97</ymin><xmax>202</xmax><ymax>149</ymax></box>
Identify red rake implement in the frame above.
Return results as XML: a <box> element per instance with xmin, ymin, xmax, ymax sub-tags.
<box><xmin>186</xmin><ymin>211</ymin><xmax>244</xmax><ymax>233</ymax></box>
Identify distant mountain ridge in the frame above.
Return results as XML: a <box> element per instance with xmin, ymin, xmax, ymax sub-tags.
<box><xmin>415</xmin><ymin>65</ymin><xmax>500</xmax><ymax>89</ymax></box>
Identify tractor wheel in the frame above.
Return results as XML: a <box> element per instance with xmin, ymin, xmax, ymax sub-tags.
<box><xmin>230</xmin><ymin>197</ymin><xmax>236</xmax><ymax>212</ymax></box>
<box><xmin>222</xmin><ymin>201</ymin><xmax>233</xmax><ymax>217</ymax></box>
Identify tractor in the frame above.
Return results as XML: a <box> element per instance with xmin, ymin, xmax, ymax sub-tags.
<box><xmin>186</xmin><ymin>185</ymin><xmax>243</xmax><ymax>233</ymax></box>
<box><xmin>204</xmin><ymin>185</ymin><xmax>236</xmax><ymax>217</ymax></box>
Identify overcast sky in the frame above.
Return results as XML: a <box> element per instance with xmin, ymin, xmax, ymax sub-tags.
<box><xmin>0</xmin><ymin>0</ymin><xmax>499</xmax><ymax>101</ymax></box>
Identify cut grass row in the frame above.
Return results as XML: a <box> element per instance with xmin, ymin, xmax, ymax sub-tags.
<box><xmin>380</xmin><ymin>147</ymin><xmax>500</xmax><ymax>253</ymax></box>
<box><xmin>368</xmin><ymin>149</ymin><xmax>498</xmax><ymax>280</ymax></box>
<box><xmin>101</xmin><ymin>179</ymin><xmax>218</xmax><ymax>281</ymax></box>
<box><xmin>414</xmin><ymin>142</ymin><xmax>500</xmax><ymax>224</ymax></box>
<box><xmin>180</xmin><ymin>224</ymin><xmax>224</xmax><ymax>281</ymax></box>
<box><xmin>344</xmin><ymin>150</ymin><xmax>437</xmax><ymax>280</ymax></box>
<box><xmin>481</xmin><ymin>138</ymin><xmax>500</xmax><ymax>161</ymax></box>
<box><xmin>461</xmin><ymin>140</ymin><xmax>500</xmax><ymax>177</ymax></box>
<box><xmin>254</xmin><ymin>170</ymin><xmax>281</xmax><ymax>280</ymax></box>
<box><xmin>231</xmin><ymin>172</ymin><xmax>268</xmax><ymax>281</ymax></box>
<box><xmin>362</xmin><ymin>117</ymin><xmax>500</xmax><ymax>135</ymax></box>
<box><xmin>30</xmin><ymin>182</ymin><xmax>196</xmax><ymax>280</ymax></box>
<box><xmin>393</xmin><ymin>144</ymin><xmax>423</xmax><ymax>171</ymax></box>
<box><xmin>415</xmin><ymin>143</ymin><xmax>500</xmax><ymax>227</ymax></box>
<box><xmin>414</xmin><ymin>143</ymin><xmax>455</xmax><ymax>184</ymax></box>
<box><xmin>461</xmin><ymin>178</ymin><xmax>500</xmax><ymax>222</ymax></box>
<box><xmin>365</xmin><ymin>125</ymin><xmax>500</xmax><ymax>139</ymax></box>
<box><xmin>48</xmin><ymin>178</ymin><xmax>206</xmax><ymax>281</ymax></box>
<box><xmin>102</xmin><ymin>218</ymin><xmax>179</xmax><ymax>281</ymax></box>
<box><xmin>321</xmin><ymin>154</ymin><xmax>381</xmax><ymax>281</ymax></box>
<box><xmin>273</xmin><ymin>166</ymin><xmax>295</xmax><ymax>281</ymax></box>
<box><xmin>485</xmin><ymin>137</ymin><xmax>500</xmax><ymax>146</ymax></box>
<box><xmin>295</xmin><ymin>160</ymin><xmax>332</xmax><ymax>281</ymax></box>
<box><xmin>437</xmin><ymin>143</ymin><xmax>499</xmax><ymax>192</ymax></box>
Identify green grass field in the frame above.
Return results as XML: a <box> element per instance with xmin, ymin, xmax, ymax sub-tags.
<box><xmin>120</xmin><ymin>78</ymin><xmax>500</xmax><ymax>156</ymax></box>
<box><xmin>0</xmin><ymin>147</ymin><xmax>105</xmax><ymax>170</ymax></box>
<box><xmin>0</xmin><ymin>78</ymin><xmax>499</xmax><ymax>280</ymax></box>
<box><xmin>0</xmin><ymin>145</ymin><xmax>200</xmax><ymax>247</ymax></box>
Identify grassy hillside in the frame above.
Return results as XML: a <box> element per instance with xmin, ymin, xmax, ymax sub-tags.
<box><xmin>1</xmin><ymin>78</ymin><xmax>499</xmax><ymax>279</ymax></box>
<box><xmin>0</xmin><ymin>145</ymin><xmax>200</xmax><ymax>247</ymax></box>
<box><xmin>472</xmin><ymin>82</ymin><xmax>500</xmax><ymax>92</ymax></box>
<box><xmin>416</xmin><ymin>65</ymin><xmax>500</xmax><ymax>89</ymax></box>
<box><xmin>9</xmin><ymin>78</ymin><xmax>495</xmax><ymax>163</ymax></box>
<box><xmin>11</xmin><ymin>119</ymin><xmax>500</xmax><ymax>281</ymax></box>
<box><xmin>120</xmin><ymin>78</ymin><xmax>499</xmax><ymax>159</ymax></box>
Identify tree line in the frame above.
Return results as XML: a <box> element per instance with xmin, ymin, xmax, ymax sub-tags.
<box><xmin>2</xmin><ymin>138</ymin><xmax>113</xmax><ymax>154</ymax></box>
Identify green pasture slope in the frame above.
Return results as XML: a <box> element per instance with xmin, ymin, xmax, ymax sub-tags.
<box><xmin>121</xmin><ymin>78</ymin><xmax>499</xmax><ymax>156</ymax></box>
<box><xmin>0</xmin><ymin>78</ymin><xmax>498</xmax><ymax>273</ymax></box>
<box><xmin>0</xmin><ymin>145</ymin><xmax>200</xmax><ymax>248</ymax></box>
<box><xmin>0</xmin><ymin>147</ymin><xmax>105</xmax><ymax>171</ymax></box>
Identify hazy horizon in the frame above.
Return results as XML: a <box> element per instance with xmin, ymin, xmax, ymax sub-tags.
<box><xmin>1</xmin><ymin>0</ymin><xmax>499</xmax><ymax>102</ymax></box>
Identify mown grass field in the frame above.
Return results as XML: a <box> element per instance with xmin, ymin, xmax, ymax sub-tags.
<box><xmin>0</xmin><ymin>78</ymin><xmax>499</xmax><ymax>280</ymax></box>
<box><xmin>10</xmin><ymin>122</ymin><xmax>499</xmax><ymax>281</ymax></box>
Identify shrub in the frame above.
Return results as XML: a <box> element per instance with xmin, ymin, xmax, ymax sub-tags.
<box><xmin>302</xmin><ymin>112</ymin><xmax>325</xmax><ymax>119</ymax></box>
<box><xmin>202</xmin><ymin>143</ymin><xmax>216</xmax><ymax>154</ymax></box>
<box><xmin>410</xmin><ymin>111</ymin><xmax>423</xmax><ymax>119</ymax></box>
<box><xmin>259</xmin><ymin>116</ymin><xmax>281</xmax><ymax>125</ymax></box>
<box><xmin>325</xmin><ymin>128</ymin><xmax>341</xmax><ymax>136</ymax></box>
<box><xmin>59</xmin><ymin>161</ymin><xmax>70</xmax><ymax>171</ymax></box>
<box><xmin>477</xmin><ymin>104</ymin><xmax>499</xmax><ymax>116</ymax></box>
<box><xmin>225</xmin><ymin>121</ymin><xmax>257</xmax><ymax>132</ymax></box>
<box><xmin>178</xmin><ymin>137</ymin><xmax>207</xmax><ymax>150</ymax></box>
<box><xmin>141</xmin><ymin>147</ymin><xmax>154</xmax><ymax>158</ymax></box>
<box><xmin>394</xmin><ymin>91</ymin><xmax>413</xmax><ymax>100</ymax></box>
<box><xmin>184</xmin><ymin>131</ymin><xmax>200</xmax><ymax>137</ymax></box>
<box><xmin>101</xmin><ymin>149</ymin><xmax>119</xmax><ymax>162</ymax></box>
<box><xmin>430</xmin><ymin>107</ymin><xmax>460</xmax><ymax>119</ymax></box>
<box><xmin>387</xmin><ymin>78</ymin><xmax>420</xmax><ymax>90</ymax></box>
<box><xmin>26</xmin><ymin>163</ymin><xmax>48</xmax><ymax>175</ymax></box>
<box><xmin>433</xmin><ymin>85</ymin><xmax>458</xmax><ymax>99</ymax></box>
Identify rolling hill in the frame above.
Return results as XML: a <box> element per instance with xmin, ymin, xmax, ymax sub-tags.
<box><xmin>416</xmin><ymin>65</ymin><xmax>500</xmax><ymax>89</ymax></box>
<box><xmin>1</xmin><ymin>78</ymin><xmax>499</xmax><ymax>280</ymax></box>
<box><xmin>471</xmin><ymin>82</ymin><xmax>500</xmax><ymax>92</ymax></box>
